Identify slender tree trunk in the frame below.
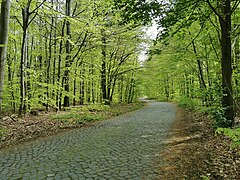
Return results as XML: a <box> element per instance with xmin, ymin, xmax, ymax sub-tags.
<box><xmin>19</xmin><ymin>5</ymin><xmax>30</xmax><ymax>115</ymax></box>
<box><xmin>7</xmin><ymin>56</ymin><xmax>15</xmax><ymax>112</ymax></box>
<box><xmin>73</xmin><ymin>68</ymin><xmax>77</xmax><ymax>106</ymax></box>
<box><xmin>0</xmin><ymin>0</ymin><xmax>11</xmax><ymax>113</ymax></box>
<box><xmin>56</xmin><ymin>21</ymin><xmax>65</xmax><ymax>111</ymax></box>
<box><xmin>45</xmin><ymin>9</ymin><xmax>54</xmax><ymax>111</ymax></box>
<box><xmin>109</xmin><ymin>77</ymin><xmax>117</xmax><ymax>102</ymax></box>
<box><xmin>118</xmin><ymin>77</ymin><xmax>123</xmax><ymax>102</ymax></box>
<box><xmin>27</xmin><ymin>36</ymin><xmax>34</xmax><ymax>108</ymax></box>
<box><xmin>91</xmin><ymin>64</ymin><xmax>95</xmax><ymax>103</ymax></box>
<box><xmin>191</xmin><ymin>37</ymin><xmax>207</xmax><ymax>90</ymax></box>
<box><xmin>101</xmin><ymin>29</ymin><xmax>108</xmax><ymax>104</ymax></box>
<box><xmin>79</xmin><ymin>67</ymin><xmax>85</xmax><ymax>105</ymax></box>
<box><xmin>164</xmin><ymin>77</ymin><xmax>170</xmax><ymax>101</ymax></box>
<box><xmin>62</xmin><ymin>0</ymin><xmax>72</xmax><ymax>108</ymax></box>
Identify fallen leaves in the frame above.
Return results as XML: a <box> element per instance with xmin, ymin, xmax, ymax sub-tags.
<box><xmin>157</xmin><ymin>108</ymin><xmax>240</xmax><ymax>179</ymax></box>
<box><xmin>0</xmin><ymin>102</ymin><xmax>144</xmax><ymax>149</ymax></box>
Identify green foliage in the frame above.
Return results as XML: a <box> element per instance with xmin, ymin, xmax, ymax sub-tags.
<box><xmin>70</xmin><ymin>104</ymin><xmax>110</xmax><ymax>113</ymax></box>
<box><xmin>0</xmin><ymin>127</ymin><xmax>6</xmax><ymax>138</ymax></box>
<box><xmin>210</xmin><ymin>107</ymin><xmax>228</xmax><ymax>128</ymax></box>
<box><xmin>200</xmin><ymin>175</ymin><xmax>210</xmax><ymax>180</ymax></box>
<box><xmin>113</xmin><ymin>0</ymin><xmax>161</xmax><ymax>25</ymax></box>
<box><xmin>216</xmin><ymin>128</ymin><xmax>240</xmax><ymax>148</ymax></box>
<box><xmin>81</xmin><ymin>114</ymin><xmax>102</xmax><ymax>122</ymax></box>
<box><xmin>2</xmin><ymin>0</ymin><xmax>144</xmax><ymax>114</ymax></box>
<box><xmin>51</xmin><ymin>112</ymin><xmax>103</xmax><ymax>124</ymax></box>
<box><xmin>50</xmin><ymin>103</ymin><xmax>144</xmax><ymax>124</ymax></box>
<box><xmin>177</xmin><ymin>97</ymin><xmax>199</xmax><ymax>110</ymax></box>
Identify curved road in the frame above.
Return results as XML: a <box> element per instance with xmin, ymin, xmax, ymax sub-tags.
<box><xmin>0</xmin><ymin>101</ymin><xmax>176</xmax><ymax>179</ymax></box>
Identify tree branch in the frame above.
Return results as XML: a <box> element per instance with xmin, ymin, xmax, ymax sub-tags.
<box><xmin>205</xmin><ymin>0</ymin><xmax>225</xmax><ymax>23</ymax></box>
<box><xmin>231</xmin><ymin>0</ymin><xmax>240</xmax><ymax>13</ymax></box>
<box><xmin>29</xmin><ymin>0</ymin><xmax>47</xmax><ymax>15</ymax></box>
<box><xmin>115</xmin><ymin>67</ymin><xmax>143</xmax><ymax>77</ymax></box>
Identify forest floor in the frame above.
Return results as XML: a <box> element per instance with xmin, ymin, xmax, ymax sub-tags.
<box><xmin>0</xmin><ymin>102</ymin><xmax>144</xmax><ymax>149</ymax></box>
<box><xmin>158</xmin><ymin>107</ymin><xmax>240</xmax><ymax>179</ymax></box>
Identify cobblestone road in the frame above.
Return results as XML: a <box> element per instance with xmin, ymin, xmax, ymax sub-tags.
<box><xmin>0</xmin><ymin>101</ymin><xmax>176</xmax><ymax>179</ymax></box>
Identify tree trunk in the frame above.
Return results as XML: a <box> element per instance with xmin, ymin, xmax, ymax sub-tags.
<box><xmin>191</xmin><ymin>37</ymin><xmax>207</xmax><ymax>90</ymax></box>
<box><xmin>91</xmin><ymin>64</ymin><xmax>95</xmax><ymax>103</ymax></box>
<box><xmin>19</xmin><ymin>3</ymin><xmax>31</xmax><ymax>115</ymax></box>
<box><xmin>79</xmin><ymin>67</ymin><xmax>85</xmax><ymax>105</ymax></box>
<box><xmin>101</xmin><ymin>29</ymin><xmax>108</xmax><ymax>104</ymax></box>
<box><xmin>63</xmin><ymin>0</ymin><xmax>71</xmax><ymax>107</ymax></box>
<box><xmin>0</xmin><ymin>0</ymin><xmax>11</xmax><ymax>113</ymax></box>
<box><xmin>219</xmin><ymin>0</ymin><xmax>234</xmax><ymax>127</ymax></box>
<box><xmin>56</xmin><ymin>21</ymin><xmax>65</xmax><ymax>111</ymax></box>
<box><xmin>73</xmin><ymin>68</ymin><xmax>77</xmax><ymax>106</ymax></box>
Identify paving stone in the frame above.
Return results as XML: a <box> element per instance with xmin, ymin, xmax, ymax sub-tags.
<box><xmin>0</xmin><ymin>102</ymin><xmax>176</xmax><ymax>179</ymax></box>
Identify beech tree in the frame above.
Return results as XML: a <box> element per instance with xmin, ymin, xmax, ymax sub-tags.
<box><xmin>206</xmin><ymin>0</ymin><xmax>235</xmax><ymax>127</ymax></box>
<box><xmin>0</xmin><ymin>0</ymin><xmax>11</xmax><ymax>113</ymax></box>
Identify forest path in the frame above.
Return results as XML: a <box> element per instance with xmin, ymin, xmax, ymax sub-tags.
<box><xmin>0</xmin><ymin>101</ymin><xmax>176</xmax><ymax>179</ymax></box>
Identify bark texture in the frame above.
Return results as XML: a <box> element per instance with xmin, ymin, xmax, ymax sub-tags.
<box><xmin>0</xmin><ymin>0</ymin><xmax>11</xmax><ymax>113</ymax></box>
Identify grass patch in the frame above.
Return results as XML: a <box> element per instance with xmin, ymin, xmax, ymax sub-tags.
<box><xmin>50</xmin><ymin>102</ymin><xmax>144</xmax><ymax>125</ymax></box>
<box><xmin>51</xmin><ymin>113</ymin><xmax>103</xmax><ymax>124</ymax></box>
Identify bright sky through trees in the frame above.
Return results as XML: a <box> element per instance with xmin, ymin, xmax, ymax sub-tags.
<box><xmin>138</xmin><ymin>21</ymin><xmax>159</xmax><ymax>63</ymax></box>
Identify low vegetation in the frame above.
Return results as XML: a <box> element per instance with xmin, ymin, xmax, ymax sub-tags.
<box><xmin>0</xmin><ymin>102</ymin><xmax>144</xmax><ymax>149</ymax></box>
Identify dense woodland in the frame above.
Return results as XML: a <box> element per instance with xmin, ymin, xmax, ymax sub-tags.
<box><xmin>140</xmin><ymin>0</ymin><xmax>240</xmax><ymax>128</ymax></box>
<box><xmin>0</xmin><ymin>0</ymin><xmax>145</xmax><ymax>115</ymax></box>
<box><xmin>0</xmin><ymin>0</ymin><xmax>240</xmax><ymax>129</ymax></box>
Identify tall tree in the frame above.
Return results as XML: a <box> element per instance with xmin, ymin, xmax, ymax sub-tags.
<box><xmin>18</xmin><ymin>0</ymin><xmax>47</xmax><ymax>114</ymax></box>
<box><xmin>207</xmin><ymin>0</ymin><xmax>234</xmax><ymax>126</ymax></box>
<box><xmin>63</xmin><ymin>0</ymin><xmax>72</xmax><ymax>107</ymax></box>
<box><xmin>0</xmin><ymin>0</ymin><xmax>11</xmax><ymax>113</ymax></box>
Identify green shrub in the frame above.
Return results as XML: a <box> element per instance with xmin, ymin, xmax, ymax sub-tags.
<box><xmin>216</xmin><ymin>128</ymin><xmax>240</xmax><ymax>148</ymax></box>
<box><xmin>177</xmin><ymin>97</ymin><xmax>198</xmax><ymax>110</ymax></box>
<box><xmin>209</xmin><ymin>106</ymin><xmax>234</xmax><ymax>128</ymax></box>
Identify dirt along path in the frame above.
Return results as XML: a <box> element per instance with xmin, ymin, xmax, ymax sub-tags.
<box><xmin>0</xmin><ymin>101</ymin><xmax>177</xmax><ymax>179</ymax></box>
<box><xmin>158</xmin><ymin>107</ymin><xmax>240</xmax><ymax>180</ymax></box>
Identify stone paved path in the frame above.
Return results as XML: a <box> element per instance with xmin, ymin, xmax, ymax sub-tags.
<box><xmin>0</xmin><ymin>101</ymin><xmax>176</xmax><ymax>179</ymax></box>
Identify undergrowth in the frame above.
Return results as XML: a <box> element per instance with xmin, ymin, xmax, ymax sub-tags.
<box><xmin>216</xmin><ymin>128</ymin><xmax>240</xmax><ymax>148</ymax></box>
<box><xmin>177</xmin><ymin>97</ymin><xmax>200</xmax><ymax>110</ymax></box>
<box><xmin>176</xmin><ymin>96</ymin><xmax>240</xmax><ymax>148</ymax></box>
<box><xmin>50</xmin><ymin>102</ymin><xmax>144</xmax><ymax>125</ymax></box>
